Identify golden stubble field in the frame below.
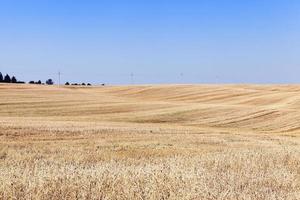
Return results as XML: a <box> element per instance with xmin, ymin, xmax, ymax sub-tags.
<box><xmin>1</xmin><ymin>83</ymin><xmax>300</xmax><ymax>199</ymax></box>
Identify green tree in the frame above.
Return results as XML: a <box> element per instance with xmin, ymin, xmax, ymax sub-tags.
<box><xmin>46</xmin><ymin>79</ymin><xmax>54</xmax><ymax>85</ymax></box>
<box><xmin>4</xmin><ymin>74</ymin><xmax>11</xmax><ymax>83</ymax></box>
<box><xmin>11</xmin><ymin>76</ymin><xmax>17</xmax><ymax>83</ymax></box>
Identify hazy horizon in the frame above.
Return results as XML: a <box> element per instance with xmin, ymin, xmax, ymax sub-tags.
<box><xmin>1</xmin><ymin>0</ymin><xmax>300</xmax><ymax>84</ymax></box>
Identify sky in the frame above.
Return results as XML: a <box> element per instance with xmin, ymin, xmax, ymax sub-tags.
<box><xmin>0</xmin><ymin>0</ymin><xmax>300</xmax><ymax>84</ymax></box>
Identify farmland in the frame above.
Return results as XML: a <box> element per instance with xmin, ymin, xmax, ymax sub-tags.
<box><xmin>1</xmin><ymin>84</ymin><xmax>300</xmax><ymax>199</ymax></box>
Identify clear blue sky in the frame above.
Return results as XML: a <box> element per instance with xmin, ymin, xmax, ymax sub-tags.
<box><xmin>0</xmin><ymin>0</ymin><xmax>299</xmax><ymax>84</ymax></box>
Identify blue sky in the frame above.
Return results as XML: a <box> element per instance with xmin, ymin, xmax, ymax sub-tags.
<box><xmin>0</xmin><ymin>0</ymin><xmax>299</xmax><ymax>84</ymax></box>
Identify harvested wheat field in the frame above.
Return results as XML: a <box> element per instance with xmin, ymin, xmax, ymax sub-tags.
<box><xmin>1</xmin><ymin>83</ymin><xmax>300</xmax><ymax>199</ymax></box>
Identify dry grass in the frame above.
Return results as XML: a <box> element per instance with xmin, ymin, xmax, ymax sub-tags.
<box><xmin>1</xmin><ymin>84</ymin><xmax>300</xmax><ymax>199</ymax></box>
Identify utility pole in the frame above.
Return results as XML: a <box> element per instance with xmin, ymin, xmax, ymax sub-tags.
<box><xmin>215</xmin><ymin>75</ymin><xmax>219</xmax><ymax>84</ymax></box>
<box><xmin>58</xmin><ymin>71</ymin><xmax>61</xmax><ymax>87</ymax></box>
<box><xmin>130</xmin><ymin>73</ymin><xmax>134</xmax><ymax>85</ymax></box>
<box><xmin>180</xmin><ymin>72</ymin><xmax>184</xmax><ymax>83</ymax></box>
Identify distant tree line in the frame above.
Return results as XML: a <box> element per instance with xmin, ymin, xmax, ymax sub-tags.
<box><xmin>28</xmin><ymin>79</ymin><xmax>93</xmax><ymax>86</ymax></box>
<box><xmin>0</xmin><ymin>72</ymin><xmax>25</xmax><ymax>84</ymax></box>
<box><xmin>65</xmin><ymin>82</ymin><xmax>93</xmax><ymax>86</ymax></box>
<box><xmin>1</xmin><ymin>71</ymin><xmax>97</xmax><ymax>86</ymax></box>
<box><xmin>28</xmin><ymin>79</ymin><xmax>54</xmax><ymax>85</ymax></box>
